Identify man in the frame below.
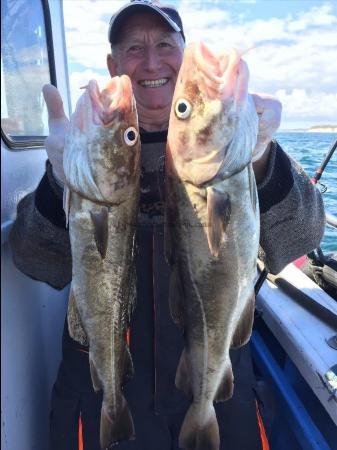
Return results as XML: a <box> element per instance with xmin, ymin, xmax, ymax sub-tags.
<box><xmin>9</xmin><ymin>1</ymin><xmax>325</xmax><ymax>449</ymax></box>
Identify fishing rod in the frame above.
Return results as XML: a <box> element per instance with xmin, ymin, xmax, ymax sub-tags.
<box><xmin>305</xmin><ymin>137</ymin><xmax>337</xmax><ymax>300</ymax></box>
<box><xmin>311</xmin><ymin>137</ymin><xmax>337</xmax><ymax>185</ymax></box>
<box><xmin>310</xmin><ymin>136</ymin><xmax>337</xmax><ymax>230</ymax></box>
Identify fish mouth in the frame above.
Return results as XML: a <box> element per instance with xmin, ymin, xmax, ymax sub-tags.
<box><xmin>138</xmin><ymin>78</ymin><xmax>169</xmax><ymax>88</ymax></box>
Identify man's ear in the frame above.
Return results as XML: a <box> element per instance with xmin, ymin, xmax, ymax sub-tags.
<box><xmin>107</xmin><ymin>54</ymin><xmax>118</xmax><ymax>77</ymax></box>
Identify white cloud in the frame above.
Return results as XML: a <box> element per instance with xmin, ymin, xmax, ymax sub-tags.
<box><xmin>276</xmin><ymin>89</ymin><xmax>337</xmax><ymax>127</ymax></box>
<box><xmin>287</xmin><ymin>3</ymin><xmax>337</xmax><ymax>31</ymax></box>
<box><xmin>63</xmin><ymin>0</ymin><xmax>124</xmax><ymax>69</ymax></box>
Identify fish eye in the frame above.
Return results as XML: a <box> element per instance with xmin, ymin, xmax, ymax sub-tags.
<box><xmin>175</xmin><ymin>98</ymin><xmax>192</xmax><ymax>119</ymax></box>
<box><xmin>124</xmin><ymin>127</ymin><xmax>138</xmax><ymax>146</ymax></box>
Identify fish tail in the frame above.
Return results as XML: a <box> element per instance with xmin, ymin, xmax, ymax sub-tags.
<box><xmin>100</xmin><ymin>396</ymin><xmax>135</xmax><ymax>449</ymax></box>
<box><xmin>179</xmin><ymin>403</ymin><xmax>220</xmax><ymax>450</ymax></box>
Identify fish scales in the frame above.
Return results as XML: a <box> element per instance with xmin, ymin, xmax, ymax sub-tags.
<box><xmin>63</xmin><ymin>76</ymin><xmax>140</xmax><ymax>449</ymax></box>
<box><xmin>165</xmin><ymin>42</ymin><xmax>260</xmax><ymax>450</ymax></box>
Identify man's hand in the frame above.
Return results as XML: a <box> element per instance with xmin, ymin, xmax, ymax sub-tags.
<box><xmin>250</xmin><ymin>93</ymin><xmax>282</xmax><ymax>183</ymax></box>
<box><xmin>42</xmin><ymin>84</ymin><xmax>70</xmax><ymax>185</ymax></box>
<box><xmin>251</xmin><ymin>93</ymin><xmax>282</xmax><ymax>162</ymax></box>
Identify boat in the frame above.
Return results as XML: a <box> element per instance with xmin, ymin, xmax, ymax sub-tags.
<box><xmin>1</xmin><ymin>0</ymin><xmax>336</xmax><ymax>448</ymax></box>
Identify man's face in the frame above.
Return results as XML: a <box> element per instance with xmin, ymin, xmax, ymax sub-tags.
<box><xmin>112</xmin><ymin>12</ymin><xmax>184</xmax><ymax>115</ymax></box>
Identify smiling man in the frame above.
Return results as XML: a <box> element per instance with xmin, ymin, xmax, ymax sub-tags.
<box><xmin>107</xmin><ymin>10</ymin><xmax>184</xmax><ymax>130</ymax></box>
<box><xmin>8</xmin><ymin>1</ymin><xmax>325</xmax><ymax>449</ymax></box>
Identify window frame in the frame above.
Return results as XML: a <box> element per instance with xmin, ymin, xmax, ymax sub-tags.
<box><xmin>1</xmin><ymin>0</ymin><xmax>57</xmax><ymax>150</ymax></box>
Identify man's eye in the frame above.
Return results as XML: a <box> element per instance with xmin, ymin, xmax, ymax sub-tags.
<box><xmin>128</xmin><ymin>45</ymin><xmax>142</xmax><ymax>52</ymax></box>
<box><xmin>158</xmin><ymin>42</ymin><xmax>172</xmax><ymax>48</ymax></box>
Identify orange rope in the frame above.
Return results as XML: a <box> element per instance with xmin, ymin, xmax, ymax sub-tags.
<box><xmin>126</xmin><ymin>327</ymin><xmax>131</xmax><ymax>346</ymax></box>
<box><xmin>256</xmin><ymin>401</ymin><xmax>270</xmax><ymax>450</ymax></box>
<box><xmin>78</xmin><ymin>416</ymin><xmax>83</xmax><ymax>450</ymax></box>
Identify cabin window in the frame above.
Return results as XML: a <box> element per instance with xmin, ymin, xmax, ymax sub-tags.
<box><xmin>1</xmin><ymin>0</ymin><xmax>55</xmax><ymax>149</ymax></box>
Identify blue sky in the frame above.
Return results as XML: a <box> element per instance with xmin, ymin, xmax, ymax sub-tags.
<box><xmin>63</xmin><ymin>0</ymin><xmax>337</xmax><ymax>130</ymax></box>
<box><xmin>177</xmin><ymin>0</ymin><xmax>333</xmax><ymax>21</ymax></box>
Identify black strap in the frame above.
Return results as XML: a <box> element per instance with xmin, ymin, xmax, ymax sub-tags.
<box><xmin>254</xmin><ymin>268</ymin><xmax>269</xmax><ymax>296</ymax></box>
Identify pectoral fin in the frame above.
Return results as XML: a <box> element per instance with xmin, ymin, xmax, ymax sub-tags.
<box><xmin>206</xmin><ymin>187</ymin><xmax>231</xmax><ymax>257</ymax></box>
<box><xmin>90</xmin><ymin>207</ymin><xmax>109</xmax><ymax>259</ymax></box>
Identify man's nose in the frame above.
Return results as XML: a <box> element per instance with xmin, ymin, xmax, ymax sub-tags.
<box><xmin>144</xmin><ymin>49</ymin><xmax>161</xmax><ymax>72</ymax></box>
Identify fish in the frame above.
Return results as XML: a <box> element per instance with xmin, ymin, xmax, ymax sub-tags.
<box><xmin>63</xmin><ymin>75</ymin><xmax>140</xmax><ymax>449</ymax></box>
<box><xmin>165</xmin><ymin>42</ymin><xmax>260</xmax><ymax>450</ymax></box>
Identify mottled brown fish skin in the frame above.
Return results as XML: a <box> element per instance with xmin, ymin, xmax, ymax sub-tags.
<box><xmin>64</xmin><ymin>77</ymin><xmax>140</xmax><ymax>449</ymax></box>
<box><xmin>165</xmin><ymin>43</ymin><xmax>260</xmax><ymax>450</ymax></box>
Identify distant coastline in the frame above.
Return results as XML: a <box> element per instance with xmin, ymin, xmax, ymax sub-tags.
<box><xmin>307</xmin><ymin>125</ymin><xmax>337</xmax><ymax>133</ymax></box>
<box><xmin>279</xmin><ymin>125</ymin><xmax>337</xmax><ymax>133</ymax></box>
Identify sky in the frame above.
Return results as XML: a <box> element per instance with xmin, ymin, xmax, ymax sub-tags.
<box><xmin>62</xmin><ymin>0</ymin><xmax>337</xmax><ymax>130</ymax></box>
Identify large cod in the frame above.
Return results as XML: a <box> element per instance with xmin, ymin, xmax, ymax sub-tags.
<box><xmin>63</xmin><ymin>76</ymin><xmax>140</xmax><ymax>449</ymax></box>
<box><xmin>165</xmin><ymin>42</ymin><xmax>260</xmax><ymax>450</ymax></box>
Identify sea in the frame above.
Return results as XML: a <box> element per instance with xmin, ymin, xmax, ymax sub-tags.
<box><xmin>275</xmin><ymin>132</ymin><xmax>336</xmax><ymax>255</ymax></box>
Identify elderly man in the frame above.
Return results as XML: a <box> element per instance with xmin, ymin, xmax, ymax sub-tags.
<box><xmin>9</xmin><ymin>1</ymin><xmax>325</xmax><ymax>449</ymax></box>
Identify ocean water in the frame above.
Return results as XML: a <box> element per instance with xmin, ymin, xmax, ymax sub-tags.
<box><xmin>275</xmin><ymin>132</ymin><xmax>337</xmax><ymax>255</ymax></box>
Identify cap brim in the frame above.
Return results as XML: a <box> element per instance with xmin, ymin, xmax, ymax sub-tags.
<box><xmin>109</xmin><ymin>2</ymin><xmax>181</xmax><ymax>44</ymax></box>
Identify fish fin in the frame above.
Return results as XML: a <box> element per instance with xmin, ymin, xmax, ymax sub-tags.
<box><xmin>175</xmin><ymin>349</ymin><xmax>193</xmax><ymax>400</ymax></box>
<box><xmin>169</xmin><ymin>265</ymin><xmax>185</xmax><ymax>328</ymax></box>
<box><xmin>248</xmin><ymin>163</ymin><xmax>258</xmax><ymax>214</ymax></box>
<box><xmin>206</xmin><ymin>187</ymin><xmax>231</xmax><ymax>257</ymax></box>
<box><xmin>231</xmin><ymin>292</ymin><xmax>255</xmax><ymax>349</ymax></box>
<box><xmin>100</xmin><ymin>397</ymin><xmax>135</xmax><ymax>448</ymax></box>
<box><xmin>179</xmin><ymin>403</ymin><xmax>220</xmax><ymax>450</ymax></box>
<box><xmin>63</xmin><ymin>186</ymin><xmax>71</xmax><ymax>227</ymax></box>
<box><xmin>89</xmin><ymin>358</ymin><xmax>102</xmax><ymax>392</ymax></box>
<box><xmin>122</xmin><ymin>344</ymin><xmax>134</xmax><ymax>384</ymax></box>
<box><xmin>90</xmin><ymin>207</ymin><xmax>109</xmax><ymax>259</ymax></box>
<box><xmin>67</xmin><ymin>288</ymin><xmax>89</xmax><ymax>346</ymax></box>
<box><xmin>214</xmin><ymin>364</ymin><xmax>234</xmax><ymax>402</ymax></box>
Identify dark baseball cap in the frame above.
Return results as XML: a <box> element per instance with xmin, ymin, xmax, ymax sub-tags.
<box><xmin>108</xmin><ymin>0</ymin><xmax>185</xmax><ymax>44</ymax></box>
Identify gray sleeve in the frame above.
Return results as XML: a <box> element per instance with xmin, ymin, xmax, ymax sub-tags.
<box><xmin>257</xmin><ymin>140</ymin><xmax>326</xmax><ymax>274</ymax></box>
<box><xmin>8</xmin><ymin>163</ymin><xmax>72</xmax><ymax>290</ymax></box>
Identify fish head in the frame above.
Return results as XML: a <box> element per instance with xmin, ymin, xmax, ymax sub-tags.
<box><xmin>167</xmin><ymin>42</ymin><xmax>258</xmax><ymax>186</ymax></box>
<box><xmin>64</xmin><ymin>75</ymin><xmax>140</xmax><ymax>204</ymax></box>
